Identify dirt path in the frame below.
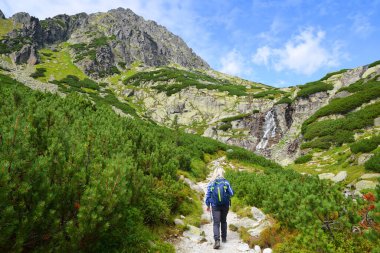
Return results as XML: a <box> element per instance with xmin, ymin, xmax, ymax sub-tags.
<box><xmin>175</xmin><ymin>157</ymin><xmax>271</xmax><ymax>253</ymax></box>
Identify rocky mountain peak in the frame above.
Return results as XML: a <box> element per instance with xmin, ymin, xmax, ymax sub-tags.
<box><xmin>11</xmin><ymin>12</ymin><xmax>31</xmax><ymax>24</ymax></box>
<box><xmin>1</xmin><ymin>7</ymin><xmax>209</xmax><ymax>76</ymax></box>
<box><xmin>0</xmin><ymin>9</ymin><xmax>5</xmax><ymax>19</ymax></box>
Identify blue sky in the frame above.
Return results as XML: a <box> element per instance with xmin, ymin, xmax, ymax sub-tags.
<box><xmin>1</xmin><ymin>0</ymin><xmax>380</xmax><ymax>87</ymax></box>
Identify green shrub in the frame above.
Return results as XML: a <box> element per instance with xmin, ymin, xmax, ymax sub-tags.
<box><xmin>52</xmin><ymin>75</ymin><xmax>100</xmax><ymax>91</ymax></box>
<box><xmin>296</xmin><ymin>81</ymin><xmax>334</xmax><ymax>98</ymax></box>
<box><xmin>123</xmin><ymin>67</ymin><xmax>247</xmax><ymax>96</ymax></box>
<box><xmin>368</xmin><ymin>60</ymin><xmax>380</xmax><ymax>68</ymax></box>
<box><xmin>338</xmin><ymin>76</ymin><xmax>380</xmax><ymax>93</ymax></box>
<box><xmin>218</xmin><ymin>122</ymin><xmax>232</xmax><ymax>131</ymax></box>
<box><xmin>252</xmin><ymin>89</ymin><xmax>284</xmax><ymax>98</ymax></box>
<box><xmin>301</xmin><ymin>137</ymin><xmax>332</xmax><ymax>150</ymax></box>
<box><xmin>226</xmin><ymin>147</ymin><xmax>282</xmax><ymax>170</ymax></box>
<box><xmin>294</xmin><ymin>154</ymin><xmax>312</xmax><ymax>164</ymax></box>
<box><xmin>364</xmin><ymin>154</ymin><xmax>380</xmax><ymax>172</ymax></box>
<box><xmin>30</xmin><ymin>68</ymin><xmax>47</xmax><ymax>78</ymax></box>
<box><xmin>350</xmin><ymin>135</ymin><xmax>380</xmax><ymax>154</ymax></box>
<box><xmin>319</xmin><ymin>69</ymin><xmax>349</xmax><ymax>81</ymax></box>
<box><xmin>220</xmin><ymin>113</ymin><xmax>251</xmax><ymax>123</ymax></box>
<box><xmin>225</xmin><ymin>168</ymin><xmax>365</xmax><ymax>251</ymax></box>
<box><xmin>303</xmin><ymin>81</ymin><xmax>380</xmax><ymax>126</ymax></box>
<box><xmin>275</xmin><ymin>96</ymin><xmax>293</xmax><ymax>105</ymax></box>
<box><xmin>303</xmin><ymin>102</ymin><xmax>380</xmax><ymax>147</ymax></box>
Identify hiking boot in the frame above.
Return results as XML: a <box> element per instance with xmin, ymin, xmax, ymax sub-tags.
<box><xmin>222</xmin><ymin>238</ymin><xmax>226</xmax><ymax>243</ymax></box>
<box><xmin>213</xmin><ymin>240</ymin><xmax>220</xmax><ymax>249</ymax></box>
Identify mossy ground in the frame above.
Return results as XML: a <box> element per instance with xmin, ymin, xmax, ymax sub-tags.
<box><xmin>35</xmin><ymin>46</ymin><xmax>87</xmax><ymax>82</ymax></box>
<box><xmin>0</xmin><ymin>19</ymin><xmax>21</xmax><ymax>37</ymax></box>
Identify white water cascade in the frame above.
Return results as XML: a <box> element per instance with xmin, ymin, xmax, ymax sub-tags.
<box><xmin>256</xmin><ymin>110</ymin><xmax>277</xmax><ymax>150</ymax></box>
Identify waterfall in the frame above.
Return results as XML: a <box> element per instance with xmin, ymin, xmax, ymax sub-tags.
<box><xmin>256</xmin><ymin>110</ymin><xmax>277</xmax><ymax>150</ymax></box>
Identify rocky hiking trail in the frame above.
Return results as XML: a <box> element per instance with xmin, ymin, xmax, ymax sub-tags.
<box><xmin>174</xmin><ymin>157</ymin><xmax>272</xmax><ymax>253</ymax></box>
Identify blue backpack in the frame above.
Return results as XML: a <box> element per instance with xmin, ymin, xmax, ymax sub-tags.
<box><xmin>210</xmin><ymin>179</ymin><xmax>230</xmax><ymax>206</ymax></box>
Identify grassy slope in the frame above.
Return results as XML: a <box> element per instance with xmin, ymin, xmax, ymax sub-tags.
<box><xmin>0</xmin><ymin>19</ymin><xmax>21</xmax><ymax>37</ymax></box>
<box><xmin>35</xmin><ymin>46</ymin><xmax>88</xmax><ymax>82</ymax></box>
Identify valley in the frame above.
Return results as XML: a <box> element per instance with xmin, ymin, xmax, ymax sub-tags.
<box><xmin>0</xmin><ymin>7</ymin><xmax>379</xmax><ymax>253</ymax></box>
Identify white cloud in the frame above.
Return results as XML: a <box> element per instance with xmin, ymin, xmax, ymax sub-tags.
<box><xmin>351</xmin><ymin>14</ymin><xmax>374</xmax><ymax>38</ymax></box>
<box><xmin>252</xmin><ymin>46</ymin><xmax>271</xmax><ymax>66</ymax></box>
<box><xmin>219</xmin><ymin>49</ymin><xmax>250</xmax><ymax>76</ymax></box>
<box><xmin>252</xmin><ymin>28</ymin><xmax>343</xmax><ymax>75</ymax></box>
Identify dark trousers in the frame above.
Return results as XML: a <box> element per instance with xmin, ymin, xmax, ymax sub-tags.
<box><xmin>212</xmin><ymin>205</ymin><xmax>229</xmax><ymax>241</ymax></box>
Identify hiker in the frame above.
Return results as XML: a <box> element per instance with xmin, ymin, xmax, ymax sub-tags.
<box><xmin>205</xmin><ymin>175</ymin><xmax>234</xmax><ymax>249</ymax></box>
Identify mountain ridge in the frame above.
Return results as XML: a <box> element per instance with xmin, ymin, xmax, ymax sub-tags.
<box><xmin>0</xmin><ymin>7</ymin><xmax>209</xmax><ymax>76</ymax></box>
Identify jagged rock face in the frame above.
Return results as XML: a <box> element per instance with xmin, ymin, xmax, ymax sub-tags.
<box><xmin>42</xmin><ymin>13</ymin><xmax>88</xmax><ymax>44</ymax></box>
<box><xmin>0</xmin><ymin>9</ymin><xmax>5</xmax><ymax>19</ymax></box>
<box><xmin>68</xmin><ymin>8</ymin><xmax>209</xmax><ymax>74</ymax></box>
<box><xmin>84</xmin><ymin>45</ymin><xmax>115</xmax><ymax>75</ymax></box>
<box><xmin>12</xmin><ymin>44</ymin><xmax>39</xmax><ymax>64</ymax></box>
<box><xmin>11</xmin><ymin>12</ymin><xmax>31</xmax><ymax>24</ymax></box>
<box><xmin>2</xmin><ymin>8</ymin><xmax>208</xmax><ymax>73</ymax></box>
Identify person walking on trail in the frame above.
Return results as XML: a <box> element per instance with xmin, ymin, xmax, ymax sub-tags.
<box><xmin>205</xmin><ymin>174</ymin><xmax>234</xmax><ymax>249</ymax></box>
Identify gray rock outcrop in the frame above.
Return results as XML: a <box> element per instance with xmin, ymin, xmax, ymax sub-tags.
<box><xmin>12</xmin><ymin>44</ymin><xmax>39</xmax><ymax>64</ymax></box>
<box><xmin>0</xmin><ymin>9</ymin><xmax>5</xmax><ymax>19</ymax></box>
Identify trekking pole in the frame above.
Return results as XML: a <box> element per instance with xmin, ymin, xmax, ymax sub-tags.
<box><xmin>209</xmin><ymin>208</ymin><xmax>213</xmax><ymax>222</ymax></box>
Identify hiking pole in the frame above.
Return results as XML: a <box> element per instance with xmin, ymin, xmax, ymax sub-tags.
<box><xmin>209</xmin><ymin>208</ymin><xmax>213</xmax><ymax>222</ymax></box>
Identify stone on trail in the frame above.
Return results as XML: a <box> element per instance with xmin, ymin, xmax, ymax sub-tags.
<box><xmin>263</xmin><ymin>248</ymin><xmax>273</xmax><ymax>253</ymax></box>
<box><xmin>331</xmin><ymin>171</ymin><xmax>347</xmax><ymax>183</ymax></box>
<box><xmin>251</xmin><ymin>207</ymin><xmax>265</xmax><ymax>221</ymax></box>
<box><xmin>254</xmin><ymin>245</ymin><xmax>261</xmax><ymax>253</ymax></box>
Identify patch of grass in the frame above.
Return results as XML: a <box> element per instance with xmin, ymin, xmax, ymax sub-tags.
<box><xmin>296</xmin><ymin>81</ymin><xmax>334</xmax><ymax>98</ymax></box>
<box><xmin>36</xmin><ymin>47</ymin><xmax>87</xmax><ymax>81</ymax></box>
<box><xmin>0</xmin><ymin>19</ymin><xmax>21</xmax><ymax>37</ymax></box>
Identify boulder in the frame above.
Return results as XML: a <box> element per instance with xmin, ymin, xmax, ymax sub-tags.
<box><xmin>263</xmin><ymin>249</ymin><xmax>273</xmax><ymax>253</ymax></box>
<box><xmin>11</xmin><ymin>12</ymin><xmax>31</xmax><ymax>25</ymax></box>
<box><xmin>182</xmin><ymin>225</ymin><xmax>202</xmax><ymax>242</ymax></box>
<box><xmin>174</xmin><ymin>218</ymin><xmax>184</xmax><ymax>226</ymax></box>
<box><xmin>254</xmin><ymin>245</ymin><xmax>262</xmax><ymax>253</ymax></box>
<box><xmin>252</xmin><ymin>207</ymin><xmax>266</xmax><ymax>221</ymax></box>
<box><xmin>374</xmin><ymin>117</ymin><xmax>380</xmax><ymax>127</ymax></box>
<box><xmin>355</xmin><ymin>180</ymin><xmax>377</xmax><ymax>191</ymax></box>
<box><xmin>360</xmin><ymin>173</ymin><xmax>380</xmax><ymax>179</ymax></box>
<box><xmin>331</xmin><ymin>171</ymin><xmax>347</xmax><ymax>183</ymax></box>
<box><xmin>318</xmin><ymin>173</ymin><xmax>335</xmax><ymax>180</ymax></box>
